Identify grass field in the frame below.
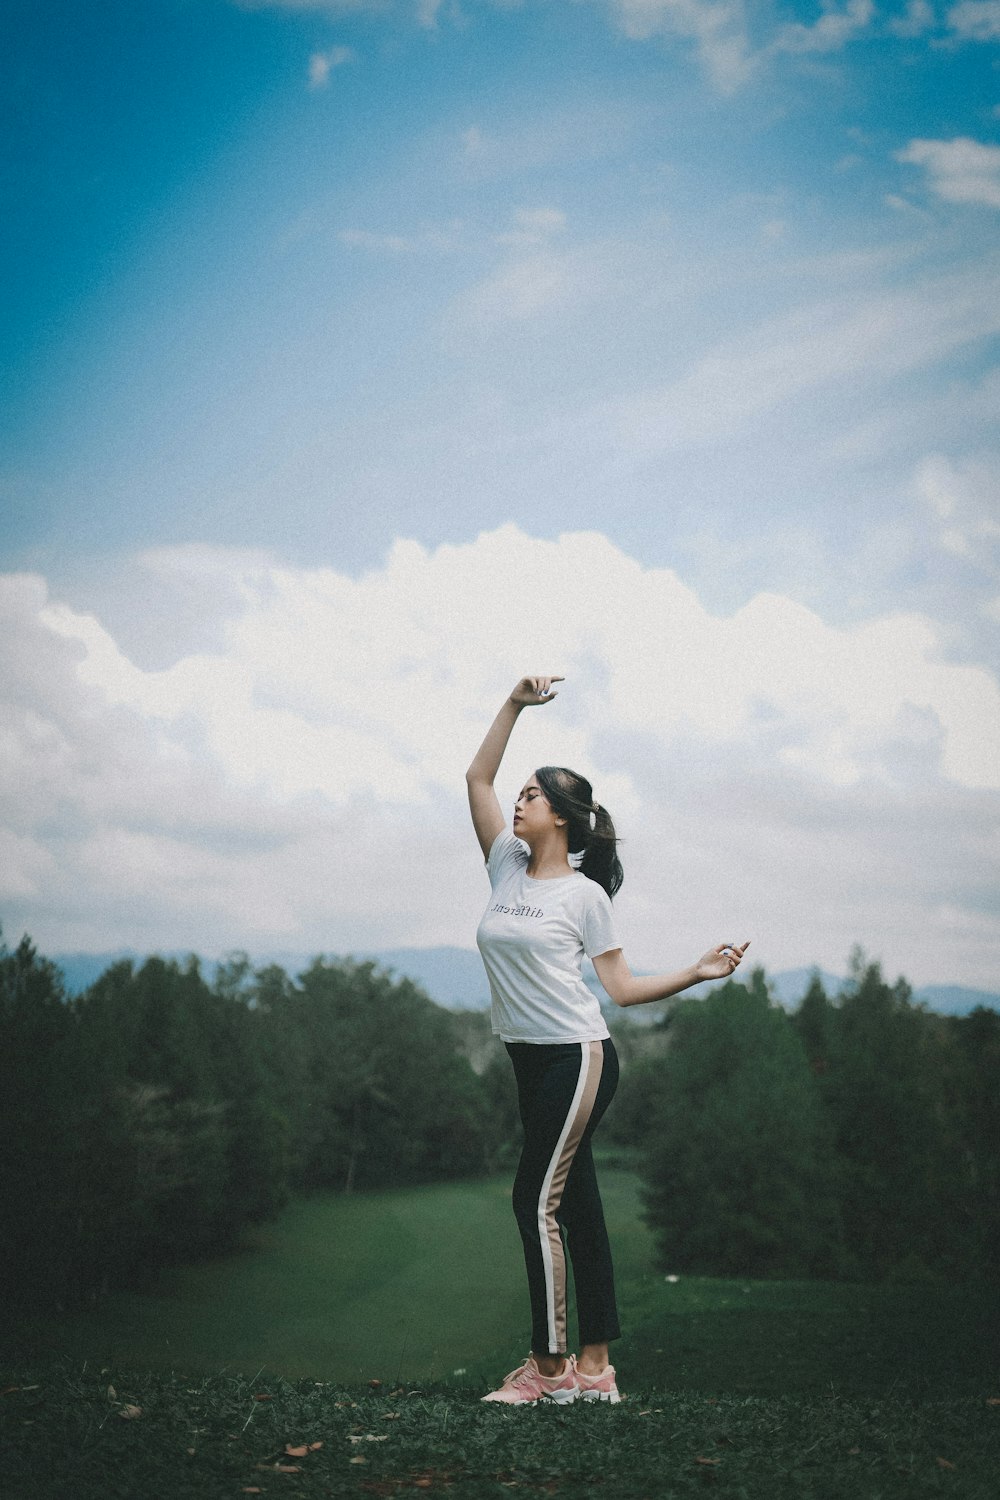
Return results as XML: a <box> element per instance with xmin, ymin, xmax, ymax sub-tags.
<box><xmin>3</xmin><ymin>1169</ymin><xmax>999</xmax><ymax>1497</ymax></box>
<box><xmin>7</xmin><ymin>1168</ymin><xmax>658</xmax><ymax>1388</ymax></box>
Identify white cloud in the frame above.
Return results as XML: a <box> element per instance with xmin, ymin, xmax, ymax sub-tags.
<box><xmin>307</xmin><ymin>45</ymin><xmax>355</xmax><ymax>89</ymax></box>
<box><xmin>888</xmin><ymin>0</ymin><xmax>936</xmax><ymax>35</ymax></box>
<box><xmin>338</xmin><ymin>223</ymin><xmax>463</xmax><ymax>253</ymax></box>
<box><xmin>897</xmin><ymin>137</ymin><xmax>1000</xmax><ymax>209</ymax></box>
<box><xmin>448</xmin><ymin>248</ymin><xmax>599</xmax><ymax>329</ymax></box>
<box><xmin>945</xmin><ymin>0</ymin><xmax>1000</xmax><ymax>37</ymax></box>
<box><xmin>915</xmin><ymin>453</ymin><xmax>1000</xmax><ymax>571</ymax></box>
<box><xmin>607</xmin><ymin>0</ymin><xmax>756</xmax><ymax>93</ymax></box>
<box><xmin>3</xmin><ymin>531</ymin><xmax>1000</xmax><ymax>985</ymax></box>
<box><xmin>496</xmin><ymin>207</ymin><xmax>568</xmax><ymax>247</ymax></box>
<box><xmin>772</xmin><ymin>0</ymin><xmax>874</xmax><ymax>54</ymax></box>
<box><xmin>612</xmin><ymin>258</ymin><xmax>1000</xmax><ymax>450</ymax></box>
<box><xmin>237</xmin><ymin>0</ymin><xmax>381</xmax><ymax>12</ymax></box>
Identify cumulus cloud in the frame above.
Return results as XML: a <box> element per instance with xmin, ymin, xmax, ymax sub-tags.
<box><xmin>3</xmin><ymin>530</ymin><xmax>1000</xmax><ymax>986</ymax></box>
<box><xmin>897</xmin><ymin>137</ymin><xmax>1000</xmax><ymax>209</ymax></box>
<box><xmin>772</xmin><ymin>0</ymin><xmax>874</xmax><ymax>53</ymax></box>
<box><xmin>945</xmin><ymin>0</ymin><xmax>1000</xmax><ymax>37</ymax></box>
<box><xmin>888</xmin><ymin>0</ymin><xmax>936</xmax><ymax>35</ymax></box>
<box><xmin>607</xmin><ymin>0</ymin><xmax>756</xmax><ymax>93</ymax></box>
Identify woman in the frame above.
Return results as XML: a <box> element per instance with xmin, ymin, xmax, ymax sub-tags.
<box><xmin>468</xmin><ymin>673</ymin><xmax>749</xmax><ymax>1407</ymax></box>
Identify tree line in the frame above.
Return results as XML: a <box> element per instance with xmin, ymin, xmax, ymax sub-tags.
<box><xmin>0</xmin><ymin>934</ymin><xmax>516</xmax><ymax>1312</ymax></box>
<box><xmin>612</xmin><ymin>953</ymin><xmax>1000</xmax><ymax>1283</ymax></box>
<box><xmin>2</xmin><ymin>931</ymin><xmax>997</xmax><ymax>1315</ymax></box>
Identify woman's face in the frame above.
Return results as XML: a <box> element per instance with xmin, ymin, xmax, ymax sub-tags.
<box><xmin>513</xmin><ymin>775</ymin><xmax>563</xmax><ymax>844</ymax></box>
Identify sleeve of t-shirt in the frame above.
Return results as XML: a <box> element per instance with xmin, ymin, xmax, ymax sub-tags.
<box><xmin>485</xmin><ymin>829</ymin><xmax>529</xmax><ymax>891</ymax></box>
<box><xmin>581</xmin><ymin>883</ymin><xmax>621</xmax><ymax>958</ymax></box>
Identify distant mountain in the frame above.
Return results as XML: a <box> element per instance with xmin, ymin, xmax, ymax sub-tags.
<box><xmin>764</xmin><ymin>967</ymin><xmax>1000</xmax><ymax>1017</ymax></box>
<box><xmin>910</xmin><ymin>984</ymin><xmax>1000</xmax><ymax>1016</ymax></box>
<box><xmin>54</xmin><ymin>949</ymin><xmax>141</xmax><ymax>995</ymax></box>
<box><xmin>760</xmin><ymin>968</ymin><xmax>845</xmax><ymax>1007</ymax></box>
<box><xmin>51</xmin><ymin>947</ymin><xmax>1000</xmax><ymax>1017</ymax></box>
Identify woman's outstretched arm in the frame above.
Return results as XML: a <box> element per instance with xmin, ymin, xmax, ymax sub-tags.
<box><xmin>466</xmin><ymin>674</ymin><xmax>563</xmax><ymax>859</ymax></box>
<box><xmin>592</xmin><ymin>941</ymin><xmax>751</xmax><ymax>1008</ymax></box>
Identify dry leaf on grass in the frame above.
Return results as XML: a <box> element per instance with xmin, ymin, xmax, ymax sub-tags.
<box><xmin>349</xmin><ymin>1455</ymin><xmax>367</xmax><ymax>1465</ymax></box>
<box><xmin>936</xmin><ymin>1458</ymin><xmax>956</xmax><ymax>1470</ymax></box>
<box><xmin>119</xmin><ymin>1404</ymin><xmax>142</xmax><ymax>1419</ymax></box>
<box><xmin>694</xmin><ymin>1456</ymin><xmax>720</xmax><ymax>1466</ymax></box>
<box><xmin>253</xmin><ymin>1393</ymin><xmax>273</xmax><ymax>1402</ymax></box>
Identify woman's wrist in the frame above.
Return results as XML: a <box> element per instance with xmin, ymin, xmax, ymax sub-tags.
<box><xmin>657</xmin><ymin>965</ymin><xmax>700</xmax><ymax>1001</ymax></box>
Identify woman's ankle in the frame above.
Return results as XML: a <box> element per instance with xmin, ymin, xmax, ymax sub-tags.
<box><xmin>576</xmin><ymin>1344</ymin><xmax>610</xmax><ymax>1376</ymax></box>
<box><xmin>533</xmin><ymin>1353</ymin><xmax>567</xmax><ymax>1378</ymax></box>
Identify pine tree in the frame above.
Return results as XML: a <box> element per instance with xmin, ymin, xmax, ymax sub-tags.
<box><xmin>639</xmin><ymin>971</ymin><xmax>840</xmax><ymax>1277</ymax></box>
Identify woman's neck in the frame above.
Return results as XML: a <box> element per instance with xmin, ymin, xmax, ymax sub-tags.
<box><xmin>524</xmin><ymin>831</ymin><xmax>574</xmax><ymax>880</ymax></box>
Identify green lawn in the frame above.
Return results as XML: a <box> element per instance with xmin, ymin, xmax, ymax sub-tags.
<box><xmin>4</xmin><ymin>1171</ymin><xmax>999</xmax><ymax>1498</ymax></box>
<box><xmin>9</xmin><ymin>1170</ymin><xmax>656</xmax><ymax>1387</ymax></box>
<box><xmin>10</xmin><ymin>1169</ymin><xmax>997</xmax><ymax>1397</ymax></box>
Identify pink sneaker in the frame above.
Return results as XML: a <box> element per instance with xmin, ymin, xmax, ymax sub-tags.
<box><xmin>575</xmin><ymin>1363</ymin><xmax>622</xmax><ymax>1403</ymax></box>
<box><xmin>480</xmin><ymin>1355</ymin><xmax>579</xmax><ymax>1406</ymax></box>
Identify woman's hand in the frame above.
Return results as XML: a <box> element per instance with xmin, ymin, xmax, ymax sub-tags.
<box><xmin>509</xmin><ymin>675</ymin><xmax>564</xmax><ymax>707</ymax></box>
<box><xmin>695</xmin><ymin>941</ymin><xmax>751</xmax><ymax>981</ymax></box>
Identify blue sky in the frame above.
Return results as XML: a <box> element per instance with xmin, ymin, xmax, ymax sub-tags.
<box><xmin>2</xmin><ymin>0</ymin><xmax>999</xmax><ymax>987</ymax></box>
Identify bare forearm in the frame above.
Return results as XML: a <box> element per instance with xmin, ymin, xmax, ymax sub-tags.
<box><xmin>595</xmin><ymin>942</ymin><xmax>750</xmax><ymax>1008</ymax></box>
<box><xmin>615</xmin><ymin>966</ymin><xmax>702</xmax><ymax>1008</ymax></box>
<box><xmin>466</xmin><ymin>698</ymin><xmax>522</xmax><ymax>786</ymax></box>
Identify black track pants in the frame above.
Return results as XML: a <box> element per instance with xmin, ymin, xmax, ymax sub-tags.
<box><xmin>505</xmin><ymin>1037</ymin><xmax>621</xmax><ymax>1355</ymax></box>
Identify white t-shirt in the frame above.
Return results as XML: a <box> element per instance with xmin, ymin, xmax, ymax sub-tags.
<box><xmin>476</xmin><ymin>829</ymin><xmax>621</xmax><ymax>1044</ymax></box>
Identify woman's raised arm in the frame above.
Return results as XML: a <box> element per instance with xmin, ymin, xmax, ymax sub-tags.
<box><xmin>466</xmin><ymin>675</ymin><xmax>563</xmax><ymax>859</ymax></box>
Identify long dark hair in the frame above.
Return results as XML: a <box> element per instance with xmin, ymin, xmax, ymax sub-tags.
<box><xmin>535</xmin><ymin>765</ymin><xmax>624</xmax><ymax>899</ymax></box>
